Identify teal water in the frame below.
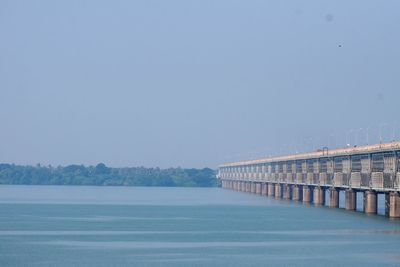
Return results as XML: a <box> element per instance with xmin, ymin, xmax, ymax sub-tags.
<box><xmin>0</xmin><ymin>185</ymin><xmax>399</xmax><ymax>267</ymax></box>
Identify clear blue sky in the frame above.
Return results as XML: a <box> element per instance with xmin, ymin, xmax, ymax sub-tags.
<box><xmin>0</xmin><ymin>0</ymin><xmax>399</xmax><ymax>168</ymax></box>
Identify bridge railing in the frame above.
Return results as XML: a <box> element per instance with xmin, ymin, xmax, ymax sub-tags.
<box><xmin>221</xmin><ymin>170</ymin><xmax>400</xmax><ymax>191</ymax></box>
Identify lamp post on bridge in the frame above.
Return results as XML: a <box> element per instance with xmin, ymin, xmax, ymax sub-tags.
<box><xmin>328</xmin><ymin>134</ymin><xmax>336</xmax><ymax>149</ymax></box>
<box><xmin>355</xmin><ymin>128</ymin><xmax>363</xmax><ymax>146</ymax></box>
<box><xmin>379</xmin><ymin>123</ymin><xmax>388</xmax><ymax>144</ymax></box>
<box><xmin>347</xmin><ymin>129</ymin><xmax>354</xmax><ymax>147</ymax></box>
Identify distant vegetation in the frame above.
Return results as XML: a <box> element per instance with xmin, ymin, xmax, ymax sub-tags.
<box><xmin>0</xmin><ymin>163</ymin><xmax>218</xmax><ymax>187</ymax></box>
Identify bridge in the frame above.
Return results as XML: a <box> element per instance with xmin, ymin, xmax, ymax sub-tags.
<box><xmin>218</xmin><ymin>141</ymin><xmax>400</xmax><ymax>218</ymax></box>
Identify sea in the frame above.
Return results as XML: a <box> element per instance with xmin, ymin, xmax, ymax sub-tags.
<box><xmin>0</xmin><ymin>185</ymin><xmax>399</xmax><ymax>267</ymax></box>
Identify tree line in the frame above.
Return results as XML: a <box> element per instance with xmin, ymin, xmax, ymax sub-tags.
<box><xmin>0</xmin><ymin>163</ymin><xmax>218</xmax><ymax>187</ymax></box>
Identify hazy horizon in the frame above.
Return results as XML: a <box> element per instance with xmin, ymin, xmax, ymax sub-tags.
<box><xmin>1</xmin><ymin>0</ymin><xmax>399</xmax><ymax>168</ymax></box>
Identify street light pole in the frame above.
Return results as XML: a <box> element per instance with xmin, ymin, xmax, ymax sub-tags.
<box><xmin>379</xmin><ymin>123</ymin><xmax>387</xmax><ymax>144</ymax></box>
<box><xmin>349</xmin><ymin>129</ymin><xmax>354</xmax><ymax>147</ymax></box>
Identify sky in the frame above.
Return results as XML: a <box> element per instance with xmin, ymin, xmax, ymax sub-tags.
<box><xmin>0</xmin><ymin>0</ymin><xmax>399</xmax><ymax>168</ymax></box>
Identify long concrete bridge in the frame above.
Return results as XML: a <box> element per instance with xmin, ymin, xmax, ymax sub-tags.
<box><xmin>218</xmin><ymin>141</ymin><xmax>400</xmax><ymax>218</ymax></box>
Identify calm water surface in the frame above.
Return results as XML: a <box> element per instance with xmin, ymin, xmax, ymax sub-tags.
<box><xmin>0</xmin><ymin>185</ymin><xmax>399</xmax><ymax>267</ymax></box>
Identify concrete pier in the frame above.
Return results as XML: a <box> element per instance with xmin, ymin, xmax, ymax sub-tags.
<box><xmin>275</xmin><ymin>184</ymin><xmax>282</xmax><ymax>198</ymax></box>
<box><xmin>386</xmin><ymin>192</ymin><xmax>400</xmax><ymax>218</ymax></box>
<box><xmin>267</xmin><ymin>183</ymin><xmax>275</xmax><ymax>196</ymax></box>
<box><xmin>283</xmin><ymin>184</ymin><xmax>292</xmax><ymax>199</ymax></box>
<box><xmin>313</xmin><ymin>187</ymin><xmax>325</xmax><ymax>206</ymax></box>
<box><xmin>292</xmin><ymin>186</ymin><xmax>302</xmax><ymax>201</ymax></box>
<box><xmin>345</xmin><ymin>190</ymin><xmax>356</xmax><ymax>211</ymax></box>
<box><xmin>251</xmin><ymin>182</ymin><xmax>256</xmax><ymax>193</ymax></box>
<box><xmin>261</xmin><ymin>183</ymin><xmax>267</xmax><ymax>196</ymax></box>
<box><xmin>328</xmin><ymin>188</ymin><xmax>339</xmax><ymax>208</ymax></box>
<box><xmin>255</xmin><ymin>183</ymin><xmax>261</xmax><ymax>194</ymax></box>
<box><xmin>364</xmin><ymin>190</ymin><xmax>377</xmax><ymax>214</ymax></box>
<box><xmin>302</xmin><ymin>186</ymin><xmax>312</xmax><ymax>203</ymax></box>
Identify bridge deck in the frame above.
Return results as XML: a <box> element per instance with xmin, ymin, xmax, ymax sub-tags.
<box><xmin>219</xmin><ymin>141</ymin><xmax>400</xmax><ymax>192</ymax></box>
<box><xmin>218</xmin><ymin>142</ymin><xmax>400</xmax><ymax>218</ymax></box>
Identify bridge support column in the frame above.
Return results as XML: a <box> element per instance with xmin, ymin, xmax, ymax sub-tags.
<box><xmin>241</xmin><ymin>181</ymin><xmax>245</xmax><ymax>192</ymax></box>
<box><xmin>246</xmin><ymin>182</ymin><xmax>251</xmax><ymax>193</ymax></box>
<box><xmin>364</xmin><ymin>190</ymin><xmax>377</xmax><ymax>214</ymax></box>
<box><xmin>251</xmin><ymin>182</ymin><xmax>256</xmax><ymax>194</ymax></box>
<box><xmin>275</xmin><ymin>184</ymin><xmax>282</xmax><ymax>198</ymax></box>
<box><xmin>283</xmin><ymin>184</ymin><xmax>291</xmax><ymax>199</ymax></box>
<box><xmin>302</xmin><ymin>186</ymin><xmax>312</xmax><ymax>203</ymax></box>
<box><xmin>261</xmin><ymin>183</ymin><xmax>267</xmax><ymax>195</ymax></box>
<box><xmin>386</xmin><ymin>192</ymin><xmax>400</xmax><ymax>218</ymax></box>
<box><xmin>313</xmin><ymin>187</ymin><xmax>325</xmax><ymax>206</ymax></box>
<box><xmin>292</xmin><ymin>186</ymin><xmax>302</xmax><ymax>201</ymax></box>
<box><xmin>267</xmin><ymin>183</ymin><xmax>275</xmax><ymax>197</ymax></box>
<box><xmin>345</xmin><ymin>189</ymin><xmax>356</xmax><ymax>211</ymax></box>
<box><xmin>328</xmin><ymin>188</ymin><xmax>339</xmax><ymax>208</ymax></box>
<box><xmin>255</xmin><ymin>183</ymin><xmax>261</xmax><ymax>194</ymax></box>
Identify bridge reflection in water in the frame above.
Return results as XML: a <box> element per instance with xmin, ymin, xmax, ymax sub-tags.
<box><xmin>218</xmin><ymin>141</ymin><xmax>400</xmax><ymax>218</ymax></box>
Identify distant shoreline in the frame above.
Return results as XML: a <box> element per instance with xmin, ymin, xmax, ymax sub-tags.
<box><xmin>0</xmin><ymin>184</ymin><xmax>220</xmax><ymax>188</ymax></box>
<box><xmin>0</xmin><ymin>163</ymin><xmax>219</xmax><ymax>187</ymax></box>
